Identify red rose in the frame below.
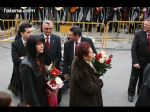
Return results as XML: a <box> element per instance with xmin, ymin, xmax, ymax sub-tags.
<box><xmin>109</xmin><ymin>54</ymin><xmax>113</xmax><ymax>59</ymax></box>
<box><xmin>50</xmin><ymin>79</ymin><xmax>56</xmax><ymax>87</ymax></box>
<box><xmin>95</xmin><ymin>53</ymin><xmax>102</xmax><ymax>60</ymax></box>
<box><xmin>54</xmin><ymin>67</ymin><xmax>60</xmax><ymax>75</ymax></box>
<box><xmin>50</xmin><ymin>67</ymin><xmax>60</xmax><ymax>77</ymax></box>
<box><xmin>106</xmin><ymin>58</ymin><xmax>112</xmax><ymax>65</ymax></box>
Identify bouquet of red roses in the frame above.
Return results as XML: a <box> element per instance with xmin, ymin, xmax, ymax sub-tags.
<box><xmin>47</xmin><ymin>64</ymin><xmax>64</xmax><ymax>90</ymax></box>
<box><xmin>46</xmin><ymin>64</ymin><xmax>64</xmax><ymax>107</ymax></box>
<box><xmin>92</xmin><ymin>50</ymin><xmax>113</xmax><ymax>76</ymax></box>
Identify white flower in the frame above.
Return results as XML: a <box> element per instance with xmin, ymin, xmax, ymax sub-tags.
<box><xmin>55</xmin><ymin>77</ymin><xmax>64</xmax><ymax>88</ymax></box>
<box><xmin>101</xmin><ymin>50</ymin><xmax>107</xmax><ymax>59</ymax></box>
<box><xmin>55</xmin><ymin>77</ymin><xmax>63</xmax><ymax>85</ymax></box>
<box><xmin>99</xmin><ymin>57</ymin><xmax>105</xmax><ymax>63</ymax></box>
<box><xmin>57</xmin><ymin>83</ymin><xmax>64</xmax><ymax>88</ymax></box>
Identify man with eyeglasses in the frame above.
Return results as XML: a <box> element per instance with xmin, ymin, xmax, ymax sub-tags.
<box><xmin>40</xmin><ymin>20</ymin><xmax>62</xmax><ymax>105</ymax></box>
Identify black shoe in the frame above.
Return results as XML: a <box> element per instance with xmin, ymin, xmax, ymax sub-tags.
<box><xmin>128</xmin><ymin>96</ymin><xmax>134</xmax><ymax>102</ymax></box>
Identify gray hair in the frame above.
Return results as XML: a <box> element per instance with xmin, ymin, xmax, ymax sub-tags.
<box><xmin>42</xmin><ymin>20</ymin><xmax>53</xmax><ymax>26</ymax></box>
<box><xmin>144</xmin><ymin>18</ymin><xmax>150</xmax><ymax>21</ymax></box>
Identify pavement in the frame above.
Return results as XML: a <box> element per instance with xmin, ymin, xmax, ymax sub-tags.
<box><xmin>0</xmin><ymin>37</ymin><xmax>138</xmax><ymax>107</ymax></box>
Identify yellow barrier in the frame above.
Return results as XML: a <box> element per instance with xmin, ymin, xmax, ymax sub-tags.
<box><xmin>0</xmin><ymin>19</ymin><xmax>29</xmax><ymax>39</ymax></box>
<box><xmin>0</xmin><ymin>19</ymin><xmax>15</xmax><ymax>38</ymax></box>
<box><xmin>1</xmin><ymin>20</ymin><xmax>105</xmax><ymax>46</ymax></box>
<box><xmin>30</xmin><ymin>20</ymin><xmax>105</xmax><ymax>47</ymax></box>
<box><xmin>60</xmin><ymin>24</ymin><xmax>72</xmax><ymax>33</ymax></box>
<box><xmin>1</xmin><ymin>20</ymin><xmax>144</xmax><ymax>49</ymax></box>
<box><xmin>102</xmin><ymin>21</ymin><xmax>144</xmax><ymax>49</ymax></box>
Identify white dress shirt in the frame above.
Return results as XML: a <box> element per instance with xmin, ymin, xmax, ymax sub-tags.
<box><xmin>147</xmin><ymin>33</ymin><xmax>150</xmax><ymax>39</ymax></box>
<box><xmin>20</xmin><ymin>37</ymin><xmax>26</xmax><ymax>60</ymax></box>
<box><xmin>21</xmin><ymin>37</ymin><xmax>26</xmax><ymax>46</ymax></box>
<box><xmin>43</xmin><ymin>33</ymin><xmax>50</xmax><ymax>43</ymax></box>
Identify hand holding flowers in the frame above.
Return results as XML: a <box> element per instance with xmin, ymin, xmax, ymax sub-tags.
<box><xmin>47</xmin><ymin>64</ymin><xmax>64</xmax><ymax>90</ymax></box>
<box><xmin>92</xmin><ymin>50</ymin><xmax>113</xmax><ymax>76</ymax></box>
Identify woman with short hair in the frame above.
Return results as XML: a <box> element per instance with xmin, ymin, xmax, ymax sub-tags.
<box><xmin>69</xmin><ymin>42</ymin><xmax>103</xmax><ymax>107</ymax></box>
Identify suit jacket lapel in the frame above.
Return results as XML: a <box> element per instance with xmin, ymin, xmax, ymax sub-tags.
<box><xmin>81</xmin><ymin>37</ymin><xmax>85</xmax><ymax>42</ymax></box>
<box><xmin>50</xmin><ymin>34</ymin><xmax>54</xmax><ymax>46</ymax></box>
<box><xmin>70</xmin><ymin>41</ymin><xmax>74</xmax><ymax>60</ymax></box>
<box><xmin>41</xmin><ymin>33</ymin><xmax>45</xmax><ymax>40</ymax></box>
<box><xmin>143</xmin><ymin>31</ymin><xmax>148</xmax><ymax>45</ymax></box>
<box><xmin>17</xmin><ymin>39</ymin><xmax>27</xmax><ymax>56</ymax></box>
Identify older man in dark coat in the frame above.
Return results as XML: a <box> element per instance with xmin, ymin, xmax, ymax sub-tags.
<box><xmin>128</xmin><ymin>18</ymin><xmax>150</xmax><ymax>102</ymax></box>
<box><xmin>40</xmin><ymin>20</ymin><xmax>61</xmax><ymax>70</ymax></box>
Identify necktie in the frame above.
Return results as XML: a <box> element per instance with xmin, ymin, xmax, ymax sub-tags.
<box><xmin>147</xmin><ymin>33</ymin><xmax>150</xmax><ymax>51</ymax></box>
<box><xmin>45</xmin><ymin>36</ymin><xmax>50</xmax><ymax>48</ymax></box>
<box><xmin>75</xmin><ymin>42</ymin><xmax>79</xmax><ymax>56</ymax></box>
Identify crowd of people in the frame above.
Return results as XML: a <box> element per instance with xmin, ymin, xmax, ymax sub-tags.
<box><xmin>12</xmin><ymin>7</ymin><xmax>150</xmax><ymax>23</ymax></box>
<box><xmin>3</xmin><ymin>20</ymin><xmax>103</xmax><ymax>106</ymax></box>
<box><xmin>1</xmin><ymin>17</ymin><xmax>150</xmax><ymax>106</ymax></box>
<box><xmin>1</xmin><ymin>7</ymin><xmax>150</xmax><ymax>32</ymax></box>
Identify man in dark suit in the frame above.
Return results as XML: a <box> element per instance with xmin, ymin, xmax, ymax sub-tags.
<box><xmin>128</xmin><ymin>18</ymin><xmax>150</xmax><ymax>102</ymax></box>
<box><xmin>62</xmin><ymin>26</ymin><xmax>97</xmax><ymax>92</ymax></box>
<box><xmin>40</xmin><ymin>20</ymin><xmax>61</xmax><ymax>69</ymax></box>
<box><xmin>40</xmin><ymin>20</ymin><xmax>62</xmax><ymax>104</ymax></box>
<box><xmin>8</xmin><ymin>22</ymin><xmax>33</xmax><ymax>102</ymax></box>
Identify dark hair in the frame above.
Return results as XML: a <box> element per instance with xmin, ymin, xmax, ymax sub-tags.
<box><xmin>0</xmin><ymin>91</ymin><xmax>12</xmax><ymax>106</ymax></box>
<box><xmin>75</xmin><ymin>42</ymin><xmax>91</xmax><ymax>59</ymax></box>
<box><xmin>26</xmin><ymin>35</ymin><xmax>44</xmax><ymax>61</ymax></box>
<box><xmin>19</xmin><ymin>22</ymin><xmax>32</xmax><ymax>33</ymax></box>
<box><xmin>69</xmin><ymin>26</ymin><xmax>82</xmax><ymax>37</ymax></box>
<box><xmin>16</xmin><ymin>22</ymin><xmax>32</xmax><ymax>40</ymax></box>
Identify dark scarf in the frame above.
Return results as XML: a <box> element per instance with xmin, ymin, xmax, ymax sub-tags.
<box><xmin>35</xmin><ymin>57</ymin><xmax>46</xmax><ymax>75</ymax></box>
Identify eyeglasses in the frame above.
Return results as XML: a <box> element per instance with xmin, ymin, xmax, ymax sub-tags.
<box><xmin>44</xmin><ymin>28</ymin><xmax>53</xmax><ymax>30</ymax></box>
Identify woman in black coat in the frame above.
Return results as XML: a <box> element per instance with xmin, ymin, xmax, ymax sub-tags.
<box><xmin>20</xmin><ymin>35</ymin><xmax>49</xmax><ymax>106</ymax></box>
<box><xmin>69</xmin><ymin>42</ymin><xmax>103</xmax><ymax>107</ymax></box>
<box><xmin>135</xmin><ymin>63</ymin><xmax>150</xmax><ymax>106</ymax></box>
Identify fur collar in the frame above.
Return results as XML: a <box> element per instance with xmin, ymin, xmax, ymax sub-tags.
<box><xmin>73</xmin><ymin>57</ymin><xmax>99</xmax><ymax>76</ymax></box>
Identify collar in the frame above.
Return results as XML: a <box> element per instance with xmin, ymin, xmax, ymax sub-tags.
<box><xmin>147</xmin><ymin>32</ymin><xmax>150</xmax><ymax>39</ymax></box>
<box><xmin>21</xmin><ymin>37</ymin><xmax>26</xmax><ymax>45</ymax></box>
<box><xmin>75</xmin><ymin>37</ymin><xmax>81</xmax><ymax>44</ymax></box>
<box><xmin>43</xmin><ymin>33</ymin><xmax>50</xmax><ymax>39</ymax></box>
